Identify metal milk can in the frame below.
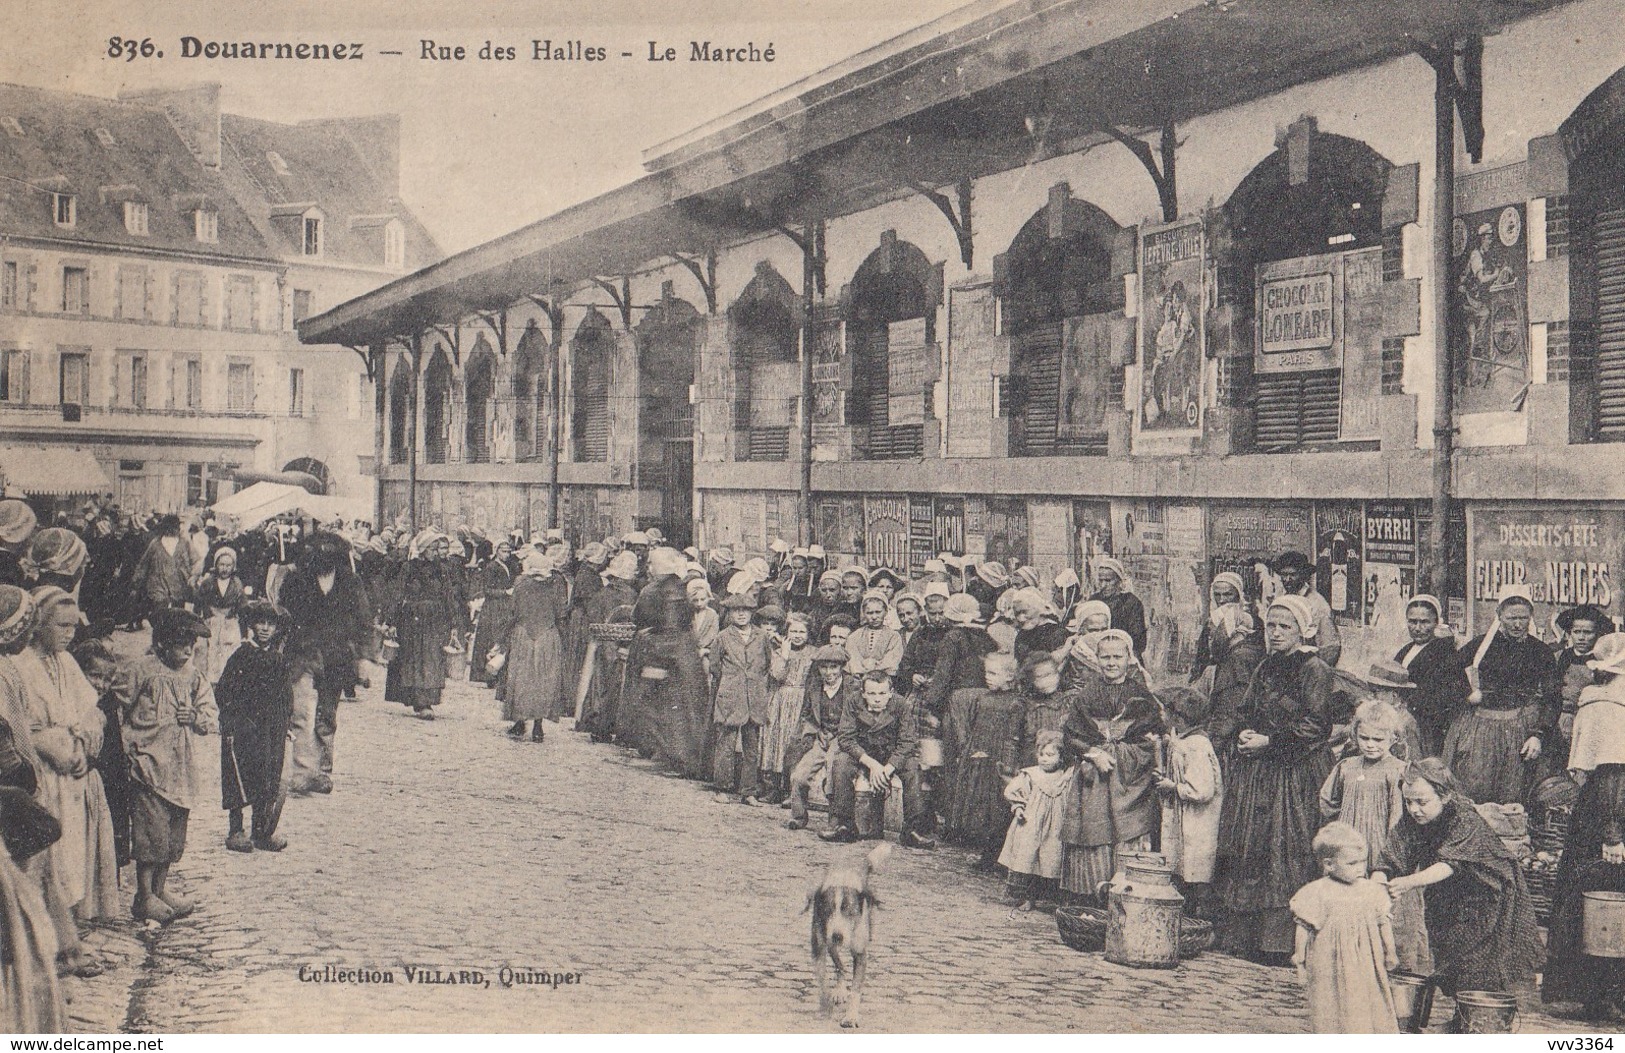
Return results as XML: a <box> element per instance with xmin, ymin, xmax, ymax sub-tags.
<box><xmin>1103</xmin><ymin>857</ymin><xmax>1184</xmax><ymax>969</ymax></box>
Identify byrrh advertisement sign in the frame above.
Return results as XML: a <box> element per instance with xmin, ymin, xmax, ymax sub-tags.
<box><xmin>1256</xmin><ymin>267</ymin><xmax>1338</xmax><ymax>373</ymax></box>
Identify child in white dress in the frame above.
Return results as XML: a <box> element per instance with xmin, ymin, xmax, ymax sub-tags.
<box><xmin>998</xmin><ymin>730</ymin><xmax>1074</xmax><ymax>911</ymax></box>
<box><xmin>1290</xmin><ymin>822</ymin><xmax>1399</xmax><ymax>1033</ymax></box>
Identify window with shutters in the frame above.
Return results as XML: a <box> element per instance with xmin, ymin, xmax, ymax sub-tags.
<box><xmin>0</xmin><ymin>349</ymin><xmax>27</xmax><ymax>404</ymax></box>
<box><xmin>423</xmin><ymin>348</ymin><xmax>453</xmax><ymax>464</ymax></box>
<box><xmin>123</xmin><ymin>201</ymin><xmax>149</xmax><ymax>236</ymax></box>
<box><xmin>570</xmin><ymin>313</ymin><xmax>613</xmax><ymax>463</ymax></box>
<box><xmin>2</xmin><ymin>261</ymin><xmax>17</xmax><ymax>310</ymax></box>
<box><xmin>464</xmin><ymin>347</ymin><xmax>496</xmax><ymax>463</ymax></box>
<box><xmin>292</xmin><ymin>289</ymin><xmax>312</xmax><ymax>324</ymax></box>
<box><xmin>302</xmin><ymin>216</ymin><xmax>322</xmax><ymax>257</ymax></box>
<box><xmin>288</xmin><ymin>368</ymin><xmax>306</xmax><ymax>417</ymax></box>
<box><xmin>226</xmin><ymin>276</ymin><xmax>255</xmax><ymax>331</ymax></box>
<box><xmin>846</xmin><ymin>236</ymin><xmax>938</xmax><ymax>461</ymax></box>
<box><xmin>59</xmin><ymin>351</ymin><xmax>88</xmax><ymax>406</ymax></box>
<box><xmin>728</xmin><ymin>263</ymin><xmax>799</xmax><ymax>461</ymax></box>
<box><xmin>122</xmin><ymin>352</ymin><xmax>149</xmax><ymax>409</ymax></box>
<box><xmin>175</xmin><ymin>271</ymin><xmax>205</xmax><ymax>326</ymax></box>
<box><xmin>52</xmin><ymin>193</ymin><xmax>74</xmax><ymax>228</ymax></box>
<box><xmin>388</xmin><ymin>359</ymin><xmax>412</xmax><ymax>464</ymax></box>
<box><xmin>1219</xmin><ymin>125</ymin><xmax>1392</xmax><ymax>452</ymax></box>
<box><xmin>194</xmin><ymin>209</ymin><xmax>218</xmax><ymax>244</ymax></box>
<box><xmin>117</xmin><ymin>265</ymin><xmax>147</xmax><ymax>321</ymax></box>
<box><xmin>227</xmin><ymin>361</ymin><xmax>254</xmax><ymax>414</ymax></box>
<box><xmin>514</xmin><ymin>322</ymin><xmax>549</xmax><ymax>461</ymax></box>
<box><xmin>178</xmin><ymin>356</ymin><xmax>203</xmax><ymax>411</ymax></box>
<box><xmin>61</xmin><ymin>266</ymin><xmax>88</xmax><ymax>314</ymax></box>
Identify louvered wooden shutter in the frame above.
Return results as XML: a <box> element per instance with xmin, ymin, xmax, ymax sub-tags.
<box><xmin>1593</xmin><ymin>207</ymin><xmax>1625</xmax><ymax>440</ymax></box>
<box><xmin>1011</xmin><ymin>322</ymin><xmax>1062</xmax><ymax>455</ymax></box>
<box><xmin>1254</xmin><ymin>370</ymin><xmax>1341</xmax><ymax>447</ymax></box>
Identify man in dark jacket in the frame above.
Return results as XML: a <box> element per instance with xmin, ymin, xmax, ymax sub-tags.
<box><xmin>280</xmin><ymin>533</ymin><xmax>371</xmax><ymax>795</ymax></box>
<box><xmin>786</xmin><ymin>645</ymin><xmax>854</xmax><ymax>831</ymax></box>
<box><xmin>821</xmin><ymin>671</ymin><xmax>933</xmax><ymax>849</ymax></box>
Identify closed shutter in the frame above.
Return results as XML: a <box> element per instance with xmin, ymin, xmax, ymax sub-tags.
<box><xmin>1010</xmin><ymin>321</ymin><xmax>1107</xmax><ymax>456</ymax></box>
<box><xmin>748</xmin><ymin>426</ymin><xmax>790</xmax><ymax>460</ymax></box>
<box><xmin>1254</xmin><ymin>370</ymin><xmax>1341</xmax><ymax>448</ymax></box>
<box><xmin>1594</xmin><ymin>207</ymin><xmax>1625</xmax><ymax>440</ymax></box>
<box><xmin>848</xmin><ymin>324</ymin><xmax>927</xmax><ymax>460</ymax></box>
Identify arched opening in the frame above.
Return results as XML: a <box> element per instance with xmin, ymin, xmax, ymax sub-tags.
<box><xmin>570</xmin><ymin>312</ymin><xmax>613</xmax><ymax>462</ymax></box>
<box><xmin>1563</xmin><ymin>68</ymin><xmax>1625</xmax><ymax>442</ymax></box>
<box><xmin>281</xmin><ymin>457</ymin><xmax>331</xmax><ymax>495</ymax></box>
<box><xmin>846</xmin><ymin>235</ymin><xmax>939</xmax><ymax>460</ymax></box>
<box><xmin>388</xmin><ymin>357</ymin><xmax>412</xmax><ymax>464</ymax></box>
<box><xmin>995</xmin><ymin>194</ymin><xmax>1123</xmax><ymax>456</ymax></box>
<box><xmin>423</xmin><ymin>347</ymin><xmax>453</xmax><ymax>464</ymax></box>
<box><xmin>464</xmin><ymin>337</ymin><xmax>497</xmax><ymax>464</ymax></box>
<box><xmin>513</xmin><ymin>321</ymin><xmax>549</xmax><ymax>461</ymax></box>
<box><xmin>634</xmin><ymin>292</ymin><xmax>700</xmax><ymax>545</ymax></box>
<box><xmin>1219</xmin><ymin>124</ymin><xmax>1392</xmax><ymax>450</ymax></box>
<box><xmin>728</xmin><ymin>262</ymin><xmax>800</xmax><ymax>461</ymax></box>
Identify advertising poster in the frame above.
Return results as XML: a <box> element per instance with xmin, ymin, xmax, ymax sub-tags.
<box><xmin>1137</xmin><ymin>218</ymin><xmax>1205</xmax><ymax>435</ymax></box>
<box><xmin>1470</xmin><ymin>504</ymin><xmax>1625</xmax><ymax>641</ymax></box>
<box><xmin>934</xmin><ymin>497</ymin><xmax>966</xmax><ymax>557</ymax></box>
<box><xmin>1206</xmin><ymin>501</ymin><xmax>1315</xmax><ymax>617</ymax></box>
<box><xmin>809</xmin><ymin>319</ymin><xmax>846</xmax><ymax>425</ymax></box>
<box><xmin>1314</xmin><ymin>502</ymin><xmax>1365</xmax><ymax>627</ymax></box>
<box><xmin>1452</xmin><ymin>203</ymin><xmax>1530</xmax><ymax>415</ymax></box>
<box><xmin>886</xmin><ymin>317</ymin><xmax>929</xmax><ymax>426</ymax></box>
<box><xmin>863</xmin><ymin>495</ymin><xmax>910</xmax><ymax>570</ymax></box>
<box><xmin>814</xmin><ymin>495</ymin><xmax>866</xmax><ymax>564</ymax></box>
<box><xmin>1364</xmin><ymin>500</ymin><xmax>1420</xmax><ymax>632</ymax></box>
<box><xmin>1071</xmin><ymin>499</ymin><xmax>1114</xmax><ymax>595</ymax></box>
<box><xmin>1255</xmin><ymin>254</ymin><xmax>1342</xmax><ymax>375</ymax></box>
<box><xmin>982</xmin><ymin>497</ymin><xmax>1030</xmax><ymax>570</ymax></box>
<box><xmin>1057</xmin><ymin>314</ymin><xmax>1113</xmax><ymax>440</ymax></box>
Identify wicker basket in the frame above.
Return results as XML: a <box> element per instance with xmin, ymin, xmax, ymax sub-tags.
<box><xmin>1178</xmin><ymin>917</ymin><xmax>1215</xmax><ymax>958</ymax></box>
<box><xmin>1523</xmin><ymin>858</ymin><xmax>1558</xmax><ymax>922</ymax></box>
<box><xmin>1537</xmin><ymin>805</ymin><xmax>1573</xmax><ymax>856</ymax></box>
<box><xmin>589</xmin><ymin>622</ymin><xmax>638</xmax><ymax>644</ymax></box>
<box><xmin>1055</xmin><ymin>905</ymin><xmax>1108</xmax><ymax>952</ymax></box>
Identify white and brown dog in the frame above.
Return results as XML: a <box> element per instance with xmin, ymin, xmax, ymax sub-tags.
<box><xmin>805</xmin><ymin>841</ymin><xmax>892</xmax><ymax>1028</ymax></box>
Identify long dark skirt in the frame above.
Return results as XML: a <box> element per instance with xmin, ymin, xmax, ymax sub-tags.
<box><xmin>944</xmin><ymin>756</ymin><xmax>1010</xmax><ymax>851</ymax></box>
<box><xmin>469</xmin><ymin>593</ymin><xmax>512</xmax><ymax>685</ymax></box>
<box><xmin>620</xmin><ymin>633</ymin><xmax>708</xmax><ymax>779</ymax></box>
<box><xmin>1443</xmin><ymin>704</ymin><xmax>1540</xmax><ymax>806</ymax></box>
<box><xmin>385</xmin><ymin>598</ymin><xmax>452</xmax><ymax>710</ymax></box>
<box><xmin>1214</xmin><ymin>747</ymin><xmax>1335</xmax><ymax>954</ymax></box>
<box><xmin>1544</xmin><ymin>764</ymin><xmax>1625</xmax><ymax>1008</ymax></box>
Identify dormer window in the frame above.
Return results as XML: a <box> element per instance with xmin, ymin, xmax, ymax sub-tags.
<box><xmin>302</xmin><ymin>215</ymin><xmax>322</xmax><ymax>257</ymax></box>
<box><xmin>94</xmin><ymin>128</ymin><xmax>115</xmax><ymax>148</ymax></box>
<box><xmin>194</xmin><ymin>209</ymin><xmax>218</xmax><ymax>243</ymax></box>
<box><xmin>52</xmin><ymin>193</ymin><xmax>75</xmax><ymax>228</ymax></box>
<box><xmin>267</xmin><ymin>150</ymin><xmax>289</xmax><ymax>175</ymax></box>
<box><xmin>384</xmin><ymin>220</ymin><xmax>405</xmax><ymax>270</ymax></box>
<box><xmin>123</xmin><ymin>201</ymin><xmax>149</xmax><ymax>235</ymax></box>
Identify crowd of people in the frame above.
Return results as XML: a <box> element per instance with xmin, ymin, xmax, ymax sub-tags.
<box><xmin>0</xmin><ymin>493</ymin><xmax>1622</xmax><ymax>1031</ymax></box>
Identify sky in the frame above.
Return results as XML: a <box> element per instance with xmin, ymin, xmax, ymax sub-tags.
<box><xmin>0</xmin><ymin>0</ymin><xmax>974</xmax><ymax>255</ymax></box>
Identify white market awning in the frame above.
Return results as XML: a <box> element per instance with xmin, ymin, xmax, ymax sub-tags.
<box><xmin>0</xmin><ymin>445</ymin><xmax>111</xmax><ymax>497</ymax></box>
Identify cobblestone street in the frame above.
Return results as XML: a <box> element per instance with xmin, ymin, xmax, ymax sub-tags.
<box><xmin>60</xmin><ymin>648</ymin><xmax>1578</xmax><ymax>1034</ymax></box>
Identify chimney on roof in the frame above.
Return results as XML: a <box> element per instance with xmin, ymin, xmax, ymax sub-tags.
<box><xmin>120</xmin><ymin>83</ymin><xmax>221</xmax><ymax>169</ymax></box>
<box><xmin>304</xmin><ymin>114</ymin><xmax>401</xmax><ymax>200</ymax></box>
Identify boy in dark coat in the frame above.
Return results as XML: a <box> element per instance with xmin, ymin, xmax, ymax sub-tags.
<box><xmin>786</xmin><ymin>645</ymin><xmax>856</xmax><ymax>831</ymax></box>
<box><xmin>216</xmin><ymin>601</ymin><xmax>292</xmax><ymax>853</ymax></box>
<box><xmin>821</xmin><ymin>671</ymin><xmax>934</xmax><ymax>849</ymax></box>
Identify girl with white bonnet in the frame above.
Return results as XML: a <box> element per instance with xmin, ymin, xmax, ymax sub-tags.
<box><xmin>1088</xmin><ymin>557</ymin><xmax>1146</xmax><ymax>658</ymax></box>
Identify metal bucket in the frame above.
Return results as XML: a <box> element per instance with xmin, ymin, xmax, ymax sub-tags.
<box><xmin>1454</xmin><ymin>990</ymin><xmax>1518</xmax><ymax>1034</ymax></box>
<box><xmin>1582</xmin><ymin>891</ymin><xmax>1625</xmax><ymax>958</ymax></box>
<box><xmin>1389</xmin><ymin>971</ymin><xmax>1435</xmax><ymax>1032</ymax></box>
<box><xmin>1103</xmin><ymin>855</ymin><xmax>1184</xmax><ymax>969</ymax></box>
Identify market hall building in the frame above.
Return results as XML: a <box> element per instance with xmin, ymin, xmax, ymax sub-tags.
<box><xmin>299</xmin><ymin>0</ymin><xmax>1625</xmax><ymax>679</ymax></box>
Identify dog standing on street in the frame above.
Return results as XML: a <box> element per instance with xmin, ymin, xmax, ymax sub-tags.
<box><xmin>806</xmin><ymin>841</ymin><xmax>892</xmax><ymax>1028</ymax></box>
